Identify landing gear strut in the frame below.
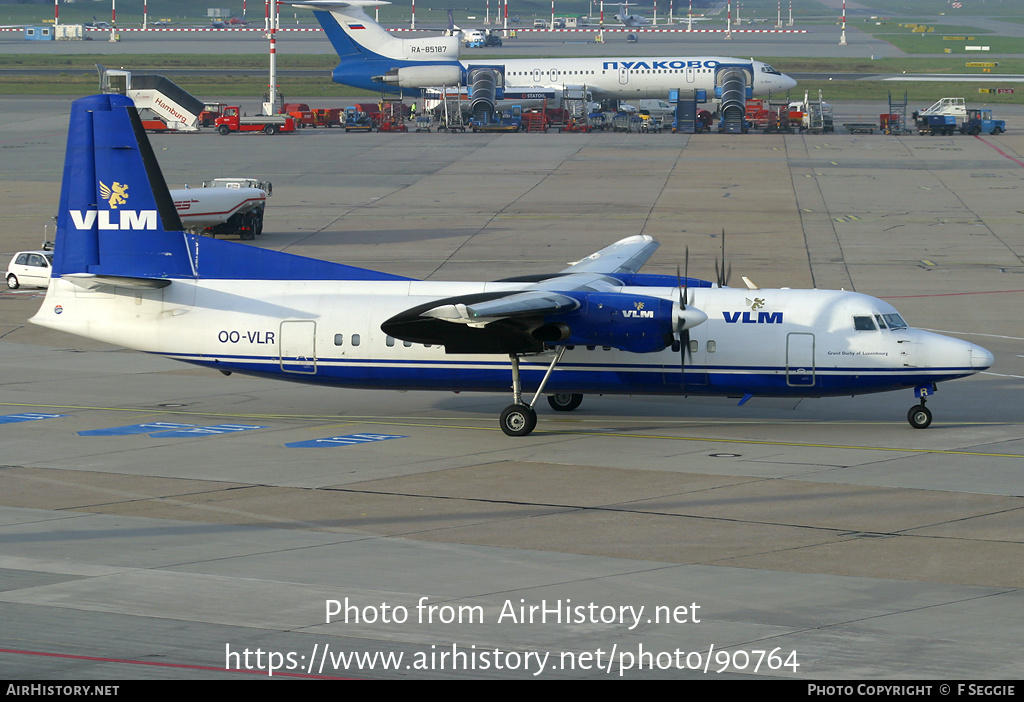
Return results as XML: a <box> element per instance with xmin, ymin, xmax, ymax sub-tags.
<box><xmin>499</xmin><ymin>347</ymin><xmax>568</xmax><ymax>437</ymax></box>
<box><xmin>907</xmin><ymin>384</ymin><xmax>935</xmax><ymax>429</ymax></box>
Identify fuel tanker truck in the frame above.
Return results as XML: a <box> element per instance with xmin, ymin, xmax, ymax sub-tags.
<box><xmin>168</xmin><ymin>178</ymin><xmax>271</xmax><ymax>240</ymax></box>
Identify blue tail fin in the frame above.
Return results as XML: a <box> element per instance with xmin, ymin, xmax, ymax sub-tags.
<box><xmin>53</xmin><ymin>94</ymin><xmax>191</xmax><ymax>279</ymax></box>
<box><xmin>53</xmin><ymin>94</ymin><xmax>409</xmax><ymax>283</ymax></box>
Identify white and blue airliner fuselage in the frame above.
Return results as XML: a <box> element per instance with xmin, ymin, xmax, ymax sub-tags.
<box><xmin>292</xmin><ymin>1</ymin><xmax>797</xmax><ymax>99</ymax></box>
<box><xmin>38</xmin><ymin>280</ymin><xmax>989</xmax><ymax>400</ymax></box>
<box><xmin>31</xmin><ymin>94</ymin><xmax>991</xmax><ymax>436</ymax></box>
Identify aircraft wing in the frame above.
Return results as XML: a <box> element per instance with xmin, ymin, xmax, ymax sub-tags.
<box><xmin>382</xmin><ymin>235</ymin><xmax>664</xmax><ymax>353</ymax></box>
<box><xmin>560</xmin><ymin>234</ymin><xmax>659</xmax><ymax>275</ymax></box>
<box><xmin>422</xmin><ymin>291</ymin><xmax>580</xmax><ymax>326</ymax></box>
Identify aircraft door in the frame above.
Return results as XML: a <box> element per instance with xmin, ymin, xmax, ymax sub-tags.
<box><xmin>532</xmin><ymin>68</ymin><xmax>543</xmax><ymax>83</ymax></box>
<box><xmin>279</xmin><ymin>320</ymin><xmax>317</xmax><ymax>374</ymax></box>
<box><xmin>685</xmin><ymin>67</ymin><xmax>696</xmax><ymax>84</ymax></box>
<box><xmin>619</xmin><ymin>66</ymin><xmax>629</xmax><ymax>85</ymax></box>
<box><xmin>786</xmin><ymin>332</ymin><xmax>815</xmax><ymax>387</ymax></box>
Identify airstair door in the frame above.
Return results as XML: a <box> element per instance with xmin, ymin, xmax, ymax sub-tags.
<box><xmin>279</xmin><ymin>320</ymin><xmax>317</xmax><ymax>375</ymax></box>
<box><xmin>786</xmin><ymin>332</ymin><xmax>815</xmax><ymax>387</ymax></box>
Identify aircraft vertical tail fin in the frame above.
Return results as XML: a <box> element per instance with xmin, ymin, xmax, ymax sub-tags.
<box><xmin>52</xmin><ymin>93</ymin><xmax>193</xmax><ymax>280</ymax></box>
<box><xmin>295</xmin><ymin>1</ymin><xmax>404</xmax><ymax>60</ymax></box>
<box><xmin>51</xmin><ymin>93</ymin><xmax>411</xmax><ymax>284</ymax></box>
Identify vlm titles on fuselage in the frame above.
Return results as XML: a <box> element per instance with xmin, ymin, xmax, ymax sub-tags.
<box><xmin>289</xmin><ymin>0</ymin><xmax>797</xmax><ymax>99</ymax></box>
<box><xmin>32</xmin><ymin>95</ymin><xmax>992</xmax><ymax>436</ymax></box>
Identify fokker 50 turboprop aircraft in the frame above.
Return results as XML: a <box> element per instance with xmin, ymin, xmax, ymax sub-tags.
<box><xmin>33</xmin><ymin>95</ymin><xmax>992</xmax><ymax>436</ymax></box>
<box><xmin>289</xmin><ymin>1</ymin><xmax>796</xmax><ymax>99</ymax></box>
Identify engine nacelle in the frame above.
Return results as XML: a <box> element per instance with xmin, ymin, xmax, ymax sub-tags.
<box><xmin>544</xmin><ymin>292</ymin><xmax>676</xmax><ymax>354</ymax></box>
<box><xmin>377</xmin><ymin>64</ymin><xmax>463</xmax><ymax>88</ymax></box>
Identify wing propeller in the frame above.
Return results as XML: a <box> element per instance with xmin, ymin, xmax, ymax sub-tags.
<box><xmin>674</xmin><ymin>246</ymin><xmax>708</xmax><ymax>383</ymax></box>
<box><xmin>714</xmin><ymin>229</ymin><xmax>732</xmax><ymax>288</ymax></box>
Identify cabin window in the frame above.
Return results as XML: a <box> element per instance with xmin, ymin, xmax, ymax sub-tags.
<box><xmin>689</xmin><ymin>340</ymin><xmax>698</xmax><ymax>354</ymax></box>
<box><xmin>403</xmin><ymin>340</ymin><xmax>413</xmax><ymax>348</ymax></box>
<box><xmin>853</xmin><ymin>316</ymin><xmax>877</xmax><ymax>331</ymax></box>
<box><xmin>386</xmin><ymin>336</ymin><xmax>395</xmax><ymax>347</ymax></box>
<box><xmin>707</xmin><ymin>340</ymin><xmax>717</xmax><ymax>353</ymax></box>
<box><xmin>334</xmin><ymin>334</ymin><xmax>344</xmax><ymax>345</ymax></box>
<box><xmin>351</xmin><ymin>334</ymin><xmax>361</xmax><ymax>347</ymax></box>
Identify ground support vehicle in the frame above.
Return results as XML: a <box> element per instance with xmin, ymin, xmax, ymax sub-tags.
<box><xmin>199</xmin><ymin>102</ymin><xmax>228</xmax><ymax>128</ymax></box>
<box><xmin>588</xmin><ymin>113</ymin><xmax>611</xmax><ymax>131</ymax></box>
<box><xmin>215</xmin><ymin>107</ymin><xmax>295</xmax><ymax>135</ymax></box>
<box><xmin>960</xmin><ymin>109</ymin><xmax>1006</xmax><ymax>135</ymax></box>
<box><xmin>560</xmin><ymin>118</ymin><xmax>592</xmax><ymax>133</ymax></box>
<box><xmin>414</xmin><ymin>115</ymin><xmax>432</xmax><ymax>132</ymax></box>
<box><xmin>521</xmin><ymin>110</ymin><xmax>549</xmax><ymax>133</ymax></box>
<box><xmin>344</xmin><ymin>107</ymin><xmax>375</xmax><ymax>132</ymax></box>
<box><xmin>638</xmin><ymin>116</ymin><xmax>662</xmax><ymax>133</ymax></box>
<box><xmin>170</xmin><ymin>178</ymin><xmax>270</xmax><ymax>240</ymax></box>
<box><xmin>281</xmin><ymin>103</ymin><xmax>316</xmax><ymax>128</ymax></box>
<box><xmin>353</xmin><ymin>103</ymin><xmax>385</xmax><ymax>127</ymax></box>
<box><xmin>6</xmin><ymin>250</ymin><xmax>53</xmax><ymax>289</ymax></box>
<box><xmin>916</xmin><ymin>114</ymin><xmax>957</xmax><ymax>136</ymax></box>
<box><xmin>377</xmin><ymin>99</ymin><xmax>408</xmax><ymax>132</ymax></box>
<box><xmin>913</xmin><ymin>97</ymin><xmax>966</xmax><ymax>135</ymax></box>
<box><xmin>98</xmin><ymin>66</ymin><xmax>203</xmax><ymax>133</ymax></box>
<box><xmin>844</xmin><ymin>122</ymin><xmax>878</xmax><ymax>134</ymax></box>
<box><xmin>312</xmin><ymin>108</ymin><xmax>343</xmax><ymax>128</ymax></box>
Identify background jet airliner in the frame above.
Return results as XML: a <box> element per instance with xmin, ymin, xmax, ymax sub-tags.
<box><xmin>289</xmin><ymin>0</ymin><xmax>796</xmax><ymax>99</ymax></box>
<box><xmin>613</xmin><ymin>3</ymin><xmax>651</xmax><ymax>27</ymax></box>
<box><xmin>32</xmin><ymin>94</ymin><xmax>992</xmax><ymax>436</ymax></box>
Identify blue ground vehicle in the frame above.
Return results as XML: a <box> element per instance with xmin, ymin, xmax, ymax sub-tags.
<box><xmin>959</xmin><ymin>108</ymin><xmax>1006</xmax><ymax>135</ymax></box>
<box><xmin>916</xmin><ymin>114</ymin><xmax>957</xmax><ymax>136</ymax></box>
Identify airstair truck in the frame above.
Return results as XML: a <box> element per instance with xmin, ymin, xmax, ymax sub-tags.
<box><xmin>98</xmin><ymin>65</ymin><xmax>204</xmax><ymax>132</ymax></box>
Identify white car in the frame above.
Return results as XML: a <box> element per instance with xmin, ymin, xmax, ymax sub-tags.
<box><xmin>6</xmin><ymin>250</ymin><xmax>53</xmax><ymax>289</ymax></box>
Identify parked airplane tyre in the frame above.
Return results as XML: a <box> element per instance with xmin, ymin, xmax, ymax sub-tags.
<box><xmin>547</xmin><ymin>393</ymin><xmax>583</xmax><ymax>412</ymax></box>
<box><xmin>500</xmin><ymin>404</ymin><xmax>537</xmax><ymax>437</ymax></box>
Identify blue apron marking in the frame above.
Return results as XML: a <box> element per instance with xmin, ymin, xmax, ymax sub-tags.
<box><xmin>0</xmin><ymin>413</ymin><xmax>65</xmax><ymax>424</ymax></box>
<box><xmin>148</xmin><ymin>424</ymin><xmax>266</xmax><ymax>438</ymax></box>
<box><xmin>286</xmin><ymin>433</ymin><xmax>406</xmax><ymax>448</ymax></box>
<box><xmin>79</xmin><ymin>422</ymin><xmax>196</xmax><ymax>436</ymax></box>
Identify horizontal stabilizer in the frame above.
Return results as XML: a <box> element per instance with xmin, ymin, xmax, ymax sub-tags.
<box><xmin>63</xmin><ymin>273</ymin><xmax>171</xmax><ymax>290</ymax></box>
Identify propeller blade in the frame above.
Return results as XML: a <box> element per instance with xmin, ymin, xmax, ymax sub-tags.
<box><xmin>715</xmin><ymin>229</ymin><xmax>731</xmax><ymax>287</ymax></box>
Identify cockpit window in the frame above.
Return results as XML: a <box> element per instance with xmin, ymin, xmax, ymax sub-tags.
<box><xmin>882</xmin><ymin>313</ymin><xmax>907</xmax><ymax>330</ymax></box>
<box><xmin>761</xmin><ymin>64</ymin><xmax>781</xmax><ymax>75</ymax></box>
<box><xmin>875</xmin><ymin>315</ymin><xmax>887</xmax><ymax>329</ymax></box>
<box><xmin>853</xmin><ymin>316</ymin><xmax>877</xmax><ymax>331</ymax></box>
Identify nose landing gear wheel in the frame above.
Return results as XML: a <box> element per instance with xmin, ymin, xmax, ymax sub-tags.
<box><xmin>547</xmin><ymin>393</ymin><xmax>583</xmax><ymax>412</ymax></box>
<box><xmin>907</xmin><ymin>404</ymin><xmax>932</xmax><ymax>429</ymax></box>
<box><xmin>500</xmin><ymin>404</ymin><xmax>537</xmax><ymax>437</ymax></box>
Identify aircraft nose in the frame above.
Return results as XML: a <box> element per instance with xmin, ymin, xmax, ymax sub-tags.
<box><xmin>972</xmin><ymin>345</ymin><xmax>994</xmax><ymax>371</ymax></box>
<box><xmin>781</xmin><ymin>74</ymin><xmax>798</xmax><ymax>91</ymax></box>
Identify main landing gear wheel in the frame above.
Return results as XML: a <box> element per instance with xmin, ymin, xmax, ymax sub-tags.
<box><xmin>500</xmin><ymin>404</ymin><xmax>537</xmax><ymax>437</ymax></box>
<box><xmin>907</xmin><ymin>404</ymin><xmax>932</xmax><ymax>429</ymax></box>
<box><xmin>498</xmin><ymin>347</ymin><xmax>568</xmax><ymax>437</ymax></box>
<box><xmin>547</xmin><ymin>393</ymin><xmax>583</xmax><ymax>412</ymax></box>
